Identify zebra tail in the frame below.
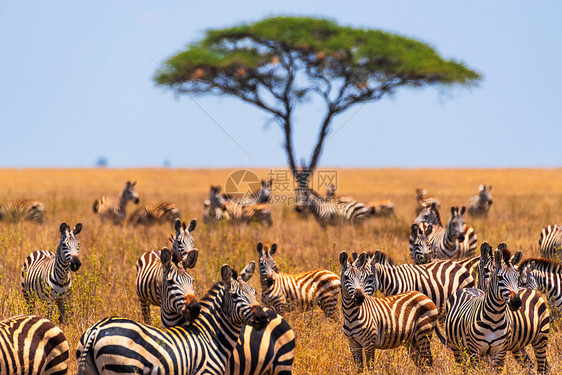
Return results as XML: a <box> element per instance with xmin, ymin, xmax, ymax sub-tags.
<box><xmin>77</xmin><ymin>322</ymin><xmax>102</xmax><ymax>375</ymax></box>
<box><xmin>92</xmin><ymin>200</ymin><xmax>99</xmax><ymax>214</ymax></box>
<box><xmin>434</xmin><ymin>324</ymin><xmax>449</xmax><ymax>348</ymax></box>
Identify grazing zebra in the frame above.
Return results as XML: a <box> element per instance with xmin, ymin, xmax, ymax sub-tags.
<box><xmin>21</xmin><ymin>222</ymin><xmax>83</xmax><ymax>323</ymax></box>
<box><xmin>257</xmin><ymin>242</ymin><xmax>341</xmax><ymax>319</ymax></box>
<box><xmin>539</xmin><ymin>224</ymin><xmax>562</xmax><ymax>260</ymax></box>
<box><xmin>92</xmin><ymin>181</ymin><xmax>139</xmax><ymax>224</ymax></box>
<box><xmin>0</xmin><ymin>199</ymin><xmax>46</xmax><ymax>223</ymax></box>
<box><xmin>0</xmin><ymin>315</ymin><xmax>69</xmax><ymax>375</ymax></box>
<box><xmin>340</xmin><ymin>251</ymin><xmax>442</xmax><ymax>371</ymax></box>
<box><xmin>136</xmin><ymin>218</ymin><xmax>199</xmax><ymax>324</ymax></box>
<box><xmin>369</xmin><ymin>250</ymin><xmax>475</xmax><ymax>314</ymax></box>
<box><xmin>226</xmin><ymin>307</ymin><xmax>296</xmax><ymax>375</ymax></box>
<box><xmin>205</xmin><ymin>185</ymin><xmax>272</xmax><ymax>226</ymax></box>
<box><xmin>425</xmin><ymin>206</ymin><xmax>477</xmax><ymax>259</ymax></box>
<box><xmin>414</xmin><ymin>202</ymin><xmax>442</xmax><ymax>227</ymax></box>
<box><xmin>415</xmin><ymin>188</ymin><xmax>441</xmax><ymax>215</ymax></box>
<box><xmin>127</xmin><ymin>202</ymin><xmax>180</xmax><ymax>227</ymax></box>
<box><xmin>368</xmin><ymin>199</ymin><xmax>395</xmax><ymax>217</ymax></box>
<box><xmin>76</xmin><ymin>262</ymin><xmax>269</xmax><ymax>375</ymax></box>
<box><xmin>468</xmin><ymin>184</ymin><xmax>493</xmax><ymax>217</ymax></box>
<box><xmin>409</xmin><ymin>223</ymin><xmax>434</xmax><ymax>264</ymax></box>
<box><xmin>444</xmin><ymin>243</ymin><xmax>550</xmax><ymax>374</ymax></box>
<box><xmin>519</xmin><ymin>257</ymin><xmax>562</xmax><ymax>321</ymax></box>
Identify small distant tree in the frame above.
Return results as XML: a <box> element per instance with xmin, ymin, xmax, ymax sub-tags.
<box><xmin>155</xmin><ymin>16</ymin><xmax>480</xmax><ymax>181</ymax></box>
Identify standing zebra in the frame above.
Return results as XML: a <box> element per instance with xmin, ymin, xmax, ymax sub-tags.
<box><xmin>21</xmin><ymin>222</ymin><xmax>82</xmax><ymax>323</ymax></box>
<box><xmin>226</xmin><ymin>307</ymin><xmax>296</xmax><ymax>375</ymax></box>
<box><xmin>92</xmin><ymin>181</ymin><xmax>139</xmax><ymax>225</ymax></box>
<box><xmin>369</xmin><ymin>250</ymin><xmax>475</xmax><ymax>314</ymax></box>
<box><xmin>519</xmin><ymin>257</ymin><xmax>562</xmax><ymax>321</ymax></box>
<box><xmin>425</xmin><ymin>206</ymin><xmax>477</xmax><ymax>259</ymax></box>
<box><xmin>413</xmin><ymin>202</ymin><xmax>442</xmax><ymax>227</ymax></box>
<box><xmin>340</xmin><ymin>251</ymin><xmax>442</xmax><ymax>371</ymax></box>
<box><xmin>409</xmin><ymin>223</ymin><xmax>434</xmax><ymax>264</ymax></box>
<box><xmin>204</xmin><ymin>185</ymin><xmax>272</xmax><ymax>226</ymax></box>
<box><xmin>136</xmin><ymin>218</ymin><xmax>199</xmax><ymax>324</ymax></box>
<box><xmin>257</xmin><ymin>242</ymin><xmax>341</xmax><ymax>319</ymax></box>
<box><xmin>415</xmin><ymin>188</ymin><xmax>441</xmax><ymax>215</ymax></box>
<box><xmin>539</xmin><ymin>224</ymin><xmax>562</xmax><ymax>260</ymax></box>
<box><xmin>468</xmin><ymin>184</ymin><xmax>493</xmax><ymax>217</ymax></box>
<box><xmin>76</xmin><ymin>262</ymin><xmax>269</xmax><ymax>375</ymax></box>
<box><xmin>127</xmin><ymin>202</ymin><xmax>180</xmax><ymax>227</ymax></box>
<box><xmin>0</xmin><ymin>199</ymin><xmax>46</xmax><ymax>223</ymax></box>
<box><xmin>0</xmin><ymin>315</ymin><xmax>69</xmax><ymax>374</ymax></box>
<box><xmin>237</xmin><ymin>178</ymin><xmax>273</xmax><ymax>205</ymax></box>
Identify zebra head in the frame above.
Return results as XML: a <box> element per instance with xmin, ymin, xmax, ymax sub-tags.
<box><xmin>58</xmin><ymin>222</ymin><xmax>82</xmax><ymax>272</ymax></box>
<box><xmin>257</xmin><ymin>242</ymin><xmax>278</xmax><ymax>288</ymax></box>
<box><xmin>256</xmin><ymin>179</ymin><xmax>273</xmax><ymax>204</ymax></box>
<box><xmin>410</xmin><ymin>223</ymin><xmax>434</xmax><ymax>264</ymax></box>
<box><xmin>123</xmin><ymin>181</ymin><xmax>140</xmax><ymax>204</ymax></box>
<box><xmin>489</xmin><ymin>243</ymin><xmax>523</xmax><ymax>311</ymax></box>
<box><xmin>448</xmin><ymin>206</ymin><xmax>468</xmax><ymax>241</ymax></box>
<box><xmin>415</xmin><ymin>188</ymin><xmax>427</xmax><ymax>203</ymax></box>
<box><xmin>340</xmin><ymin>251</ymin><xmax>374</xmax><ymax>305</ymax></box>
<box><xmin>325</xmin><ymin>184</ymin><xmax>337</xmax><ymax>199</ymax></box>
<box><xmin>221</xmin><ymin>262</ymin><xmax>268</xmax><ymax>330</ymax></box>
<box><xmin>518</xmin><ymin>261</ymin><xmax>539</xmax><ymax>291</ymax></box>
<box><xmin>208</xmin><ymin>185</ymin><xmax>227</xmax><ymax>209</ymax></box>
<box><xmin>171</xmin><ymin>218</ymin><xmax>198</xmax><ymax>269</ymax></box>
<box><xmin>415</xmin><ymin>202</ymin><xmax>441</xmax><ymax>227</ymax></box>
<box><xmin>161</xmin><ymin>247</ymin><xmax>200</xmax><ymax>324</ymax></box>
<box><xmin>478</xmin><ymin>185</ymin><xmax>493</xmax><ymax>208</ymax></box>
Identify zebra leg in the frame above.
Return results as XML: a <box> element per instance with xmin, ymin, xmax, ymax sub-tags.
<box><xmin>363</xmin><ymin>343</ymin><xmax>377</xmax><ymax>371</ymax></box>
<box><xmin>411</xmin><ymin>332</ymin><xmax>433</xmax><ymax>367</ymax></box>
<box><xmin>22</xmin><ymin>290</ymin><xmax>35</xmax><ymax>313</ymax></box>
<box><xmin>57</xmin><ymin>299</ymin><xmax>67</xmax><ymax>324</ymax></box>
<box><xmin>511</xmin><ymin>348</ymin><xmax>533</xmax><ymax>369</ymax></box>
<box><xmin>318</xmin><ymin>294</ymin><xmax>340</xmax><ymax>321</ymax></box>
<box><xmin>490</xmin><ymin>350</ymin><xmax>507</xmax><ymax>373</ymax></box>
<box><xmin>141</xmin><ymin>301</ymin><xmax>152</xmax><ymax>324</ymax></box>
<box><xmin>532</xmin><ymin>340</ymin><xmax>550</xmax><ymax>375</ymax></box>
<box><xmin>346</xmin><ymin>336</ymin><xmax>364</xmax><ymax>373</ymax></box>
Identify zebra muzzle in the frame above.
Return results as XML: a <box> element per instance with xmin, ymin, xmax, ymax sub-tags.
<box><xmin>250</xmin><ymin>305</ymin><xmax>268</xmax><ymax>330</ymax></box>
<box><xmin>508</xmin><ymin>294</ymin><xmax>522</xmax><ymax>311</ymax></box>
<box><xmin>265</xmin><ymin>276</ymin><xmax>274</xmax><ymax>287</ymax></box>
<box><xmin>70</xmin><ymin>256</ymin><xmax>81</xmax><ymax>271</ymax></box>
<box><xmin>182</xmin><ymin>295</ymin><xmax>201</xmax><ymax>323</ymax></box>
<box><xmin>353</xmin><ymin>289</ymin><xmax>365</xmax><ymax>306</ymax></box>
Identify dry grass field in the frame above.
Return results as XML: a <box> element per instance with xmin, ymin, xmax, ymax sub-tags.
<box><xmin>1</xmin><ymin>167</ymin><xmax>561</xmax><ymax>374</ymax></box>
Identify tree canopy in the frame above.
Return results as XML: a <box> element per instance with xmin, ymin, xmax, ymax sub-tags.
<box><xmin>155</xmin><ymin>16</ymin><xmax>481</xmax><ymax>177</ymax></box>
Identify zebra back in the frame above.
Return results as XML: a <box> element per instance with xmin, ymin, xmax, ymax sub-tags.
<box><xmin>0</xmin><ymin>200</ymin><xmax>46</xmax><ymax>223</ymax></box>
<box><xmin>539</xmin><ymin>224</ymin><xmax>562</xmax><ymax>259</ymax></box>
<box><xmin>127</xmin><ymin>202</ymin><xmax>180</xmax><ymax>227</ymax></box>
<box><xmin>0</xmin><ymin>315</ymin><xmax>69</xmax><ymax>375</ymax></box>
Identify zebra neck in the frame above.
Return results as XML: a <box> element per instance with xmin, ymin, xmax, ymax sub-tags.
<box><xmin>53</xmin><ymin>245</ymin><xmax>71</xmax><ymax>284</ymax></box>
<box><xmin>378</xmin><ymin>266</ymin><xmax>408</xmax><ymax>295</ymax></box>
<box><xmin>535</xmin><ymin>271</ymin><xmax>549</xmax><ymax>294</ymax></box>
<box><xmin>443</xmin><ymin>225</ymin><xmax>458</xmax><ymax>250</ymax></box>
<box><xmin>118</xmin><ymin>193</ymin><xmax>129</xmax><ymax>214</ymax></box>
<box><xmin>482</xmin><ymin>288</ymin><xmax>508</xmax><ymax>319</ymax></box>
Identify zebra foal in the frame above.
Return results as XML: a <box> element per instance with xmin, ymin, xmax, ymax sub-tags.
<box><xmin>0</xmin><ymin>199</ymin><xmax>46</xmax><ymax>223</ymax></box>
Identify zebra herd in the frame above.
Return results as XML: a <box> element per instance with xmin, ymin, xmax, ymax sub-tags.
<box><xmin>2</xmin><ymin>179</ymin><xmax>562</xmax><ymax>374</ymax></box>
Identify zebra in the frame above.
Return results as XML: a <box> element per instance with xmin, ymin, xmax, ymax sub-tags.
<box><xmin>92</xmin><ymin>180</ymin><xmax>139</xmax><ymax>225</ymax></box>
<box><xmin>468</xmin><ymin>184</ymin><xmax>493</xmax><ymax>217</ymax></box>
<box><xmin>425</xmin><ymin>206</ymin><xmax>478</xmax><ymax>259</ymax></box>
<box><xmin>21</xmin><ymin>222</ymin><xmax>82</xmax><ymax>323</ymax></box>
<box><xmin>444</xmin><ymin>243</ymin><xmax>550</xmax><ymax>374</ymax></box>
<box><xmin>237</xmin><ymin>178</ymin><xmax>273</xmax><ymax>205</ymax></box>
<box><xmin>414</xmin><ymin>201</ymin><xmax>442</xmax><ymax>227</ymax></box>
<box><xmin>0</xmin><ymin>315</ymin><xmax>69</xmax><ymax>374</ymax></box>
<box><xmin>369</xmin><ymin>250</ymin><xmax>475</xmax><ymax>315</ymax></box>
<box><xmin>340</xmin><ymin>251</ymin><xmax>443</xmax><ymax>371</ymax></box>
<box><xmin>257</xmin><ymin>242</ymin><xmax>341</xmax><ymax>319</ymax></box>
<box><xmin>136</xmin><ymin>218</ymin><xmax>199</xmax><ymax>324</ymax></box>
<box><xmin>539</xmin><ymin>224</ymin><xmax>562</xmax><ymax>260</ymax></box>
<box><xmin>226</xmin><ymin>307</ymin><xmax>296</xmax><ymax>375</ymax></box>
<box><xmin>415</xmin><ymin>188</ymin><xmax>441</xmax><ymax>215</ymax></box>
<box><xmin>519</xmin><ymin>257</ymin><xmax>562</xmax><ymax>321</ymax></box>
<box><xmin>409</xmin><ymin>223</ymin><xmax>434</xmax><ymax>264</ymax></box>
<box><xmin>127</xmin><ymin>202</ymin><xmax>180</xmax><ymax>227</ymax></box>
<box><xmin>204</xmin><ymin>185</ymin><xmax>272</xmax><ymax>226</ymax></box>
<box><xmin>0</xmin><ymin>199</ymin><xmax>46</xmax><ymax>223</ymax></box>
<box><xmin>76</xmin><ymin>262</ymin><xmax>269</xmax><ymax>375</ymax></box>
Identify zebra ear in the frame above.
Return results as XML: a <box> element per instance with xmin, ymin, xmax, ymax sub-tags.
<box><xmin>411</xmin><ymin>224</ymin><xmax>419</xmax><ymax>235</ymax></box>
<box><xmin>356</xmin><ymin>252</ymin><xmax>367</xmax><ymax>268</ymax></box>
<box><xmin>269</xmin><ymin>243</ymin><xmax>277</xmax><ymax>256</ymax></box>
<box><xmin>351</xmin><ymin>252</ymin><xmax>358</xmax><ymax>262</ymax></box>
<box><xmin>174</xmin><ymin>219</ymin><xmax>182</xmax><ymax>233</ymax></box>
<box><xmin>479</xmin><ymin>185</ymin><xmax>484</xmax><ymax>192</ymax></box>
<box><xmin>511</xmin><ymin>250</ymin><xmax>523</xmax><ymax>266</ymax></box>
<box><xmin>59</xmin><ymin>222</ymin><xmax>68</xmax><ymax>234</ymax></box>
<box><xmin>240</xmin><ymin>261</ymin><xmax>256</xmax><ymax>282</ymax></box>
<box><xmin>480</xmin><ymin>242</ymin><xmax>491</xmax><ymax>258</ymax></box>
<box><xmin>489</xmin><ymin>185</ymin><xmax>492</xmax><ymax>191</ymax></box>
<box><xmin>497</xmin><ymin>242</ymin><xmax>507</xmax><ymax>251</ymax></box>
<box><xmin>221</xmin><ymin>265</ymin><xmax>233</xmax><ymax>284</ymax></box>
<box><xmin>371</xmin><ymin>250</ymin><xmax>382</xmax><ymax>265</ymax></box>
<box><xmin>257</xmin><ymin>242</ymin><xmax>264</xmax><ymax>256</ymax></box>
<box><xmin>425</xmin><ymin>225</ymin><xmax>433</xmax><ymax>237</ymax></box>
<box><xmin>161</xmin><ymin>247</ymin><xmax>172</xmax><ymax>268</ymax></box>
<box><xmin>451</xmin><ymin>206</ymin><xmax>456</xmax><ymax>216</ymax></box>
<box><xmin>188</xmin><ymin>219</ymin><xmax>197</xmax><ymax>232</ymax></box>
<box><xmin>493</xmin><ymin>249</ymin><xmax>502</xmax><ymax>267</ymax></box>
<box><xmin>73</xmin><ymin>223</ymin><xmax>83</xmax><ymax>235</ymax></box>
<box><xmin>339</xmin><ymin>251</ymin><xmax>349</xmax><ymax>269</ymax></box>
<box><xmin>460</xmin><ymin>206</ymin><xmax>466</xmax><ymax>215</ymax></box>
<box><xmin>183</xmin><ymin>250</ymin><xmax>198</xmax><ymax>269</ymax></box>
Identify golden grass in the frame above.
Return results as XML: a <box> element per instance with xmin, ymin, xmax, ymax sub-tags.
<box><xmin>0</xmin><ymin>167</ymin><xmax>561</xmax><ymax>374</ymax></box>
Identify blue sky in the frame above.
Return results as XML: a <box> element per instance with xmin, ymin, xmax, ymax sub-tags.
<box><xmin>1</xmin><ymin>1</ymin><xmax>560</xmax><ymax>168</ymax></box>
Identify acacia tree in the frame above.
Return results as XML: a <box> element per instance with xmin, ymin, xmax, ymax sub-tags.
<box><xmin>155</xmin><ymin>16</ymin><xmax>480</xmax><ymax>181</ymax></box>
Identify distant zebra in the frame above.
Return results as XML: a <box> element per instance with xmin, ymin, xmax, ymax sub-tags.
<box><xmin>539</xmin><ymin>224</ymin><xmax>562</xmax><ymax>260</ymax></box>
<box><xmin>0</xmin><ymin>199</ymin><xmax>46</xmax><ymax>223</ymax></box>
<box><xmin>226</xmin><ymin>307</ymin><xmax>296</xmax><ymax>375</ymax></box>
<box><xmin>414</xmin><ymin>202</ymin><xmax>442</xmax><ymax>227</ymax></box>
<box><xmin>237</xmin><ymin>178</ymin><xmax>273</xmax><ymax>205</ymax></box>
<box><xmin>257</xmin><ymin>242</ymin><xmax>341</xmax><ymax>319</ymax></box>
<box><xmin>425</xmin><ymin>206</ymin><xmax>478</xmax><ymax>259</ymax></box>
<box><xmin>340</xmin><ymin>251</ymin><xmax>442</xmax><ymax>371</ymax></box>
<box><xmin>205</xmin><ymin>185</ymin><xmax>272</xmax><ymax>226</ymax></box>
<box><xmin>323</xmin><ymin>184</ymin><xmax>394</xmax><ymax>217</ymax></box>
<box><xmin>127</xmin><ymin>202</ymin><xmax>180</xmax><ymax>227</ymax></box>
<box><xmin>468</xmin><ymin>184</ymin><xmax>493</xmax><ymax>217</ymax></box>
<box><xmin>415</xmin><ymin>188</ymin><xmax>441</xmax><ymax>215</ymax></box>
<box><xmin>0</xmin><ymin>315</ymin><xmax>69</xmax><ymax>375</ymax></box>
<box><xmin>136</xmin><ymin>218</ymin><xmax>199</xmax><ymax>324</ymax></box>
<box><xmin>92</xmin><ymin>181</ymin><xmax>139</xmax><ymax>224</ymax></box>
<box><xmin>369</xmin><ymin>250</ymin><xmax>475</xmax><ymax>314</ymax></box>
<box><xmin>519</xmin><ymin>257</ymin><xmax>562</xmax><ymax>321</ymax></box>
<box><xmin>409</xmin><ymin>223</ymin><xmax>434</xmax><ymax>264</ymax></box>
<box><xmin>76</xmin><ymin>263</ymin><xmax>269</xmax><ymax>375</ymax></box>
<box><xmin>21</xmin><ymin>222</ymin><xmax>82</xmax><ymax>323</ymax></box>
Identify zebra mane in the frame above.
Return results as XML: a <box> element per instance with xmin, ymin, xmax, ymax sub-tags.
<box><xmin>498</xmin><ymin>245</ymin><xmax>512</xmax><ymax>264</ymax></box>
<box><xmin>372</xmin><ymin>251</ymin><xmax>396</xmax><ymax>267</ymax></box>
<box><xmin>520</xmin><ymin>258</ymin><xmax>562</xmax><ymax>274</ymax></box>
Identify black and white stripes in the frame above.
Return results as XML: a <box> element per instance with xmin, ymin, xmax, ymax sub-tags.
<box><xmin>92</xmin><ymin>181</ymin><xmax>139</xmax><ymax>225</ymax></box>
<box><xmin>539</xmin><ymin>224</ymin><xmax>562</xmax><ymax>260</ymax></box>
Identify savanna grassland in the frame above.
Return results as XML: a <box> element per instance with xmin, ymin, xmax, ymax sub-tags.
<box><xmin>1</xmin><ymin>167</ymin><xmax>562</xmax><ymax>374</ymax></box>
